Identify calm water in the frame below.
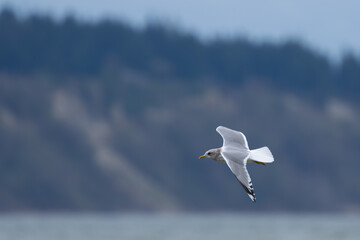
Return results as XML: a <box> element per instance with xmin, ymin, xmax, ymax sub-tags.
<box><xmin>0</xmin><ymin>213</ymin><xmax>359</xmax><ymax>240</ymax></box>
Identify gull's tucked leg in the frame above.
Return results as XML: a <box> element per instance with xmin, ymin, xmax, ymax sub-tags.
<box><xmin>252</xmin><ymin>160</ymin><xmax>266</xmax><ymax>166</ymax></box>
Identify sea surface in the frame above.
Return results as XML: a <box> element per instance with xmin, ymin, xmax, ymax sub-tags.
<box><xmin>0</xmin><ymin>213</ymin><xmax>359</xmax><ymax>240</ymax></box>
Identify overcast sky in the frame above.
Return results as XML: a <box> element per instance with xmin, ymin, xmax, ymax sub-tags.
<box><xmin>1</xmin><ymin>0</ymin><xmax>360</xmax><ymax>60</ymax></box>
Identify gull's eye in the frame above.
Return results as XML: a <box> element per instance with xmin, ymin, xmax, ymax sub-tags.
<box><xmin>207</xmin><ymin>152</ymin><xmax>211</xmax><ymax>155</ymax></box>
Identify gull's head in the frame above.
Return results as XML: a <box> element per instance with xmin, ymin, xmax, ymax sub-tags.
<box><xmin>199</xmin><ymin>148</ymin><xmax>220</xmax><ymax>160</ymax></box>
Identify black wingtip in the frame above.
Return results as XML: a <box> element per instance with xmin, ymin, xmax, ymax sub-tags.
<box><xmin>232</xmin><ymin>175</ymin><xmax>257</xmax><ymax>203</ymax></box>
<box><xmin>249</xmin><ymin>194</ymin><xmax>256</xmax><ymax>203</ymax></box>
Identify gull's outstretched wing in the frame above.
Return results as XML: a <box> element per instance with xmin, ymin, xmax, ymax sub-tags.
<box><xmin>221</xmin><ymin>149</ymin><xmax>256</xmax><ymax>202</ymax></box>
<box><xmin>216</xmin><ymin>126</ymin><xmax>249</xmax><ymax>150</ymax></box>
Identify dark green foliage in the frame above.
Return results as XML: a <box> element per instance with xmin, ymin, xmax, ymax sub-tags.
<box><xmin>0</xmin><ymin>9</ymin><xmax>359</xmax><ymax>98</ymax></box>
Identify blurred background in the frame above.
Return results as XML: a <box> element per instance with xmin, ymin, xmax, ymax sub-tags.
<box><xmin>0</xmin><ymin>0</ymin><xmax>360</xmax><ymax>239</ymax></box>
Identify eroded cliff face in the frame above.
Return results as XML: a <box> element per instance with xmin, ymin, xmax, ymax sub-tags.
<box><xmin>1</xmin><ymin>72</ymin><xmax>359</xmax><ymax>212</ymax></box>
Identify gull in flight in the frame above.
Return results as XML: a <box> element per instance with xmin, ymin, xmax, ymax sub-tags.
<box><xmin>199</xmin><ymin>126</ymin><xmax>274</xmax><ymax>202</ymax></box>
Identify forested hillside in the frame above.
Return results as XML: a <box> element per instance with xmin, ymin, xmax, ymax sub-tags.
<box><xmin>0</xmin><ymin>8</ymin><xmax>359</xmax><ymax>212</ymax></box>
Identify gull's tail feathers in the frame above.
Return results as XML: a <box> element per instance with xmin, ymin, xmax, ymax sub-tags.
<box><xmin>249</xmin><ymin>147</ymin><xmax>274</xmax><ymax>164</ymax></box>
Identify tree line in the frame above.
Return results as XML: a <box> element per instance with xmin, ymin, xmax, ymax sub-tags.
<box><xmin>0</xmin><ymin>8</ymin><xmax>359</xmax><ymax>99</ymax></box>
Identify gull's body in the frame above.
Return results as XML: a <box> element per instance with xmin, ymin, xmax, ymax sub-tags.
<box><xmin>199</xmin><ymin>126</ymin><xmax>274</xmax><ymax>202</ymax></box>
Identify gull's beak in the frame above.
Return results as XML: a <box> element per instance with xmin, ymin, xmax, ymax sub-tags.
<box><xmin>199</xmin><ymin>155</ymin><xmax>206</xmax><ymax>159</ymax></box>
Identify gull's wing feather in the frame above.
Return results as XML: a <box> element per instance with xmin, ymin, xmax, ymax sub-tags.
<box><xmin>221</xmin><ymin>149</ymin><xmax>256</xmax><ymax>202</ymax></box>
<box><xmin>216</xmin><ymin>126</ymin><xmax>249</xmax><ymax>150</ymax></box>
